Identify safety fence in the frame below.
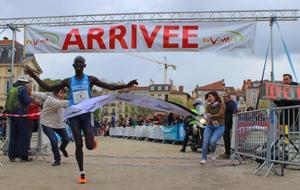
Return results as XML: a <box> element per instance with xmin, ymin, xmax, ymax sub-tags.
<box><xmin>0</xmin><ymin>120</ymin><xmax>6</xmax><ymax>142</ymax></box>
<box><xmin>0</xmin><ymin>119</ymin><xmax>50</xmax><ymax>162</ymax></box>
<box><xmin>109</xmin><ymin>123</ymin><xmax>185</xmax><ymax>143</ymax></box>
<box><xmin>232</xmin><ymin>105</ymin><xmax>300</xmax><ymax>176</ymax></box>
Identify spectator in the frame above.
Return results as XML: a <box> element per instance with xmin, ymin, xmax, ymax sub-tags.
<box><xmin>246</xmin><ymin>106</ymin><xmax>254</xmax><ymax>111</ymax></box>
<box><xmin>201</xmin><ymin>91</ymin><xmax>225</xmax><ymax>164</ymax></box>
<box><xmin>0</xmin><ymin>106</ymin><xmax>7</xmax><ymax>139</ymax></box>
<box><xmin>110</xmin><ymin>115</ymin><xmax>116</xmax><ymax>128</ymax></box>
<box><xmin>180</xmin><ymin>101</ymin><xmax>201</xmax><ymax>153</ymax></box>
<box><xmin>31</xmin><ymin>88</ymin><xmax>69</xmax><ymax>166</ymax></box>
<box><xmin>27</xmin><ymin>84</ymin><xmax>41</xmax><ymax>151</ymax></box>
<box><xmin>6</xmin><ymin>76</ymin><xmax>32</xmax><ymax>162</ymax></box>
<box><xmin>220</xmin><ymin>95</ymin><xmax>236</xmax><ymax>159</ymax></box>
<box><xmin>274</xmin><ymin>74</ymin><xmax>300</xmax><ymax>131</ymax></box>
<box><xmin>93</xmin><ymin>119</ymin><xmax>101</xmax><ymax>136</ymax></box>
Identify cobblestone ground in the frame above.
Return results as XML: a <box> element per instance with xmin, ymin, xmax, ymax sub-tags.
<box><xmin>1</xmin><ymin>136</ymin><xmax>300</xmax><ymax>190</ymax></box>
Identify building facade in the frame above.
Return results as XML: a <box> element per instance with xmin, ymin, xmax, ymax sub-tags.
<box><xmin>0</xmin><ymin>39</ymin><xmax>42</xmax><ymax>106</ymax></box>
<box><xmin>194</xmin><ymin>79</ymin><xmax>226</xmax><ymax>104</ymax></box>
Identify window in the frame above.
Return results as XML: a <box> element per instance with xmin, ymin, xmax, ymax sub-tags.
<box><xmin>112</xmin><ymin>108</ymin><xmax>116</xmax><ymax>115</ymax></box>
<box><xmin>158</xmin><ymin>86</ymin><xmax>162</xmax><ymax>91</ymax></box>
<box><xmin>151</xmin><ymin>86</ymin><xmax>155</xmax><ymax>91</ymax></box>
<box><xmin>7</xmin><ymin>68</ymin><xmax>11</xmax><ymax>73</ymax></box>
<box><xmin>165</xmin><ymin>86</ymin><xmax>169</xmax><ymax>91</ymax></box>
<box><xmin>6</xmin><ymin>81</ymin><xmax>10</xmax><ymax>93</ymax></box>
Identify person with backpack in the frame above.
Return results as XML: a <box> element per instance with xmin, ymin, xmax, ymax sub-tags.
<box><xmin>5</xmin><ymin>76</ymin><xmax>32</xmax><ymax>162</ymax></box>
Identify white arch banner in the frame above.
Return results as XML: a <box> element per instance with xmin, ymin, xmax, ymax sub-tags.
<box><xmin>25</xmin><ymin>22</ymin><xmax>256</xmax><ymax>54</ymax></box>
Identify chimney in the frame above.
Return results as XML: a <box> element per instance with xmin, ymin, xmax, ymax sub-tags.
<box><xmin>150</xmin><ymin>79</ymin><xmax>154</xmax><ymax>85</ymax></box>
<box><xmin>179</xmin><ymin>85</ymin><xmax>184</xmax><ymax>92</ymax></box>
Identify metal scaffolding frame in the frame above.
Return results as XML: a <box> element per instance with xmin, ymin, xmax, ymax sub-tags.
<box><xmin>0</xmin><ymin>9</ymin><xmax>299</xmax><ymax>28</ymax></box>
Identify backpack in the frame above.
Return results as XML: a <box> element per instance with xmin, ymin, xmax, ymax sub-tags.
<box><xmin>5</xmin><ymin>86</ymin><xmax>21</xmax><ymax>113</ymax></box>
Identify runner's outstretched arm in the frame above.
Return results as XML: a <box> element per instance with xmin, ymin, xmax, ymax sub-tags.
<box><xmin>89</xmin><ymin>76</ymin><xmax>138</xmax><ymax>90</ymax></box>
<box><xmin>24</xmin><ymin>65</ymin><xmax>69</xmax><ymax>91</ymax></box>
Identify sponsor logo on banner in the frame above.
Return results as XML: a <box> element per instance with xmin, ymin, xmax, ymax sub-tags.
<box><xmin>202</xmin><ymin>31</ymin><xmax>244</xmax><ymax>45</ymax></box>
<box><xmin>26</xmin><ymin>32</ymin><xmax>59</xmax><ymax>47</ymax></box>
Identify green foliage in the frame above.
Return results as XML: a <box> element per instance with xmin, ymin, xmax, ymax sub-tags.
<box><xmin>39</xmin><ymin>78</ymin><xmax>62</xmax><ymax>92</ymax></box>
<box><xmin>93</xmin><ymin>109</ymin><xmax>101</xmax><ymax>121</ymax></box>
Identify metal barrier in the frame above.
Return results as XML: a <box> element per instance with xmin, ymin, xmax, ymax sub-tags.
<box><xmin>269</xmin><ymin>105</ymin><xmax>300</xmax><ymax>175</ymax></box>
<box><xmin>0</xmin><ymin>120</ymin><xmax>7</xmax><ymax>142</ymax></box>
<box><xmin>0</xmin><ymin>120</ymin><xmax>7</xmax><ymax>167</ymax></box>
<box><xmin>232</xmin><ymin>105</ymin><xmax>300</xmax><ymax>176</ymax></box>
<box><xmin>232</xmin><ymin>109</ymin><xmax>270</xmax><ymax>173</ymax></box>
<box><xmin>1</xmin><ymin>119</ymin><xmax>49</xmax><ymax>162</ymax></box>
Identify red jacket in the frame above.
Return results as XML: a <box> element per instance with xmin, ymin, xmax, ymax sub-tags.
<box><xmin>28</xmin><ymin>102</ymin><xmax>40</xmax><ymax>120</ymax></box>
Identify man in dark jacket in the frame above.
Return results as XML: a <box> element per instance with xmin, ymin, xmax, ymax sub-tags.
<box><xmin>220</xmin><ymin>94</ymin><xmax>236</xmax><ymax>159</ymax></box>
<box><xmin>274</xmin><ymin>74</ymin><xmax>300</xmax><ymax>131</ymax></box>
<box><xmin>7</xmin><ymin>77</ymin><xmax>32</xmax><ymax>162</ymax></box>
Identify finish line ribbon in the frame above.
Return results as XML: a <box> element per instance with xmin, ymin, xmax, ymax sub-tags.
<box><xmin>0</xmin><ymin>112</ymin><xmax>41</xmax><ymax>118</ymax></box>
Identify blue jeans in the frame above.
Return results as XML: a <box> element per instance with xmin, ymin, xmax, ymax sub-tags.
<box><xmin>42</xmin><ymin>125</ymin><xmax>69</xmax><ymax>162</ymax></box>
<box><xmin>201</xmin><ymin>125</ymin><xmax>225</xmax><ymax>160</ymax></box>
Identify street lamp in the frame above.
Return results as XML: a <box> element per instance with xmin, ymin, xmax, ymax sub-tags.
<box><xmin>6</xmin><ymin>24</ymin><xmax>20</xmax><ymax>88</ymax></box>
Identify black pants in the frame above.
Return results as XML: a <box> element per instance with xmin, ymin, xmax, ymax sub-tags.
<box><xmin>182</xmin><ymin>127</ymin><xmax>193</xmax><ymax>149</ymax></box>
<box><xmin>8</xmin><ymin>117</ymin><xmax>31</xmax><ymax>160</ymax></box>
<box><xmin>69</xmin><ymin>113</ymin><xmax>95</xmax><ymax>172</ymax></box>
<box><xmin>223</xmin><ymin>123</ymin><xmax>232</xmax><ymax>155</ymax></box>
<box><xmin>42</xmin><ymin>125</ymin><xmax>69</xmax><ymax>162</ymax></box>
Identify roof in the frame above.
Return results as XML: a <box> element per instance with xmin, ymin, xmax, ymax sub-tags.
<box><xmin>195</xmin><ymin>79</ymin><xmax>225</xmax><ymax>91</ymax></box>
<box><xmin>0</xmin><ymin>40</ymin><xmax>23</xmax><ymax>47</ymax></box>
<box><xmin>22</xmin><ymin>55</ymin><xmax>43</xmax><ymax>74</ymax></box>
<box><xmin>170</xmin><ymin>90</ymin><xmax>191</xmax><ymax>98</ymax></box>
<box><xmin>224</xmin><ymin>86</ymin><xmax>236</xmax><ymax>95</ymax></box>
<box><xmin>118</xmin><ymin>86</ymin><xmax>149</xmax><ymax>92</ymax></box>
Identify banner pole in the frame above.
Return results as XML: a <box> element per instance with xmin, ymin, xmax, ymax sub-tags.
<box><xmin>23</xmin><ymin>25</ymin><xmax>27</xmax><ymax>59</ymax></box>
<box><xmin>270</xmin><ymin>17</ymin><xmax>275</xmax><ymax>83</ymax></box>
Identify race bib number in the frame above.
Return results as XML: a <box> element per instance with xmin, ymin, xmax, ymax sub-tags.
<box><xmin>73</xmin><ymin>90</ymin><xmax>89</xmax><ymax>104</ymax></box>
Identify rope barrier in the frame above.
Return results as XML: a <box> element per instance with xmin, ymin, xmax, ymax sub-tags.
<box><xmin>0</xmin><ymin>112</ymin><xmax>41</xmax><ymax>118</ymax></box>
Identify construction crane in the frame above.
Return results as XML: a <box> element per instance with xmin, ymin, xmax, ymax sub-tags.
<box><xmin>126</xmin><ymin>53</ymin><xmax>177</xmax><ymax>84</ymax></box>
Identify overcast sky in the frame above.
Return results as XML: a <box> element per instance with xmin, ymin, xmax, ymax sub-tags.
<box><xmin>1</xmin><ymin>0</ymin><xmax>300</xmax><ymax>93</ymax></box>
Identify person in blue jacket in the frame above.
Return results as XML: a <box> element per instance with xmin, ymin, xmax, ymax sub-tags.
<box><xmin>7</xmin><ymin>77</ymin><xmax>32</xmax><ymax>162</ymax></box>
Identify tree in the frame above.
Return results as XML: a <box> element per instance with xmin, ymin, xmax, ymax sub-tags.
<box><xmin>39</xmin><ymin>78</ymin><xmax>62</xmax><ymax>92</ymax></box>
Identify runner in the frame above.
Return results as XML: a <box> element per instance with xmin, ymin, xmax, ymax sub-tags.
<box><xmin>25</xmin><ymin>55</ymin><xmax>138</xmax><ymax>183</ymax></box>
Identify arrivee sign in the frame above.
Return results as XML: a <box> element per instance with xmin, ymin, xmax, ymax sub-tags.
<box><xmin>25</xmin><ymin>22</ymin><xmax>256</xmax><ymax>54</ymax></box>
<box><xmin>260</xmin><ymin>83</ymin><xmax>300</xmax><ymax>101</ymax></box>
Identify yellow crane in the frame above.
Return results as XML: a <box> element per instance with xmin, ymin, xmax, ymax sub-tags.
<box><xmin>126</xmin><ymin>53</ymin><xmax>177</xmax><ymax>84</ymax></box>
